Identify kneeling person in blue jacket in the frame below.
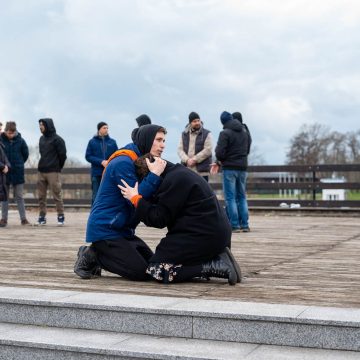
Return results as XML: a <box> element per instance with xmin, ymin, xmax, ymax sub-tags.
<box><xmin>74</xmin><ymin>123</ymin><xmax>167</xmax><ymax>280</ymax></box>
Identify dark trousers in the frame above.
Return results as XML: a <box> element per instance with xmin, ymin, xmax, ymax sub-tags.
<box><xmin>91</xmin><ymin>176</ymin><xmax>102</xmax><ymax>205</ymax></box>
<box><xmin>92</xmin><ymin>236</ymin><xmax>154</xmax><ymax>281</ymax></box>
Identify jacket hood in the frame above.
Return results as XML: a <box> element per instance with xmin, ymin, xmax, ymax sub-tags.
<box><xmin>223</xmin><ymin>119</ymin><xmax>244</xmax><ymax>132</ymax></box>
<box><xmin>93</xmin><ymin>134</ymin><xmax>110</xmax><ymax>139</ymax></box>
<box><xmin>1</xmin><ymin>131</ymin><xmax>21</xmax><ymax>140</ymax></box>
<box><xmin>39</xmin><ymin>118</ymin><xmax>56</xmax><ymax>136</ymax></box>
<box><xmin>122</xmin><ymin>142</ymin><xmax>141</xmax><ymax>157</ymax></box>
<box><xmin>133</xmin><ymin>124</ymin><xmax>164</xmax><ymax>155</ymax></box>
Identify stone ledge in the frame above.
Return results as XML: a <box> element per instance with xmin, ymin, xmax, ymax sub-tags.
<box><xmin>0</xmin><ymin>286</ymin><xmax>359</xmax><ymax>351</ymax></box>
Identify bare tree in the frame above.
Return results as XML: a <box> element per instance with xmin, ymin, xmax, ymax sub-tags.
<box><xmin>25</xmin><ymin>145</ymin><xmax>40</xmax><ymax>168</ymax></box>
<box><xmin>248</xmin><ymin>145</ymin><xmax>266</xmax><ymax>165</ymax></box>
<box><xmin>347</xmin><ymin>130</ymin><xmax>360</xmax><ymax>163</ymax></box>
<box><xmin>286</xmin><ymin>123</ymin><xmax>332</xmax><ymax>165</ymax></box>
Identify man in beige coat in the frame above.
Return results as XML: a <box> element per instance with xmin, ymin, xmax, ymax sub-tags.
<box><xmin>177</xmin><ymin>112</ymin><xmax>213</xmax><ymax>182</ymax></box>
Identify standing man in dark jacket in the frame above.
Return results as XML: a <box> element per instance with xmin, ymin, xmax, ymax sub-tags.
<box><xmin>0</xmin><ymin>122</ymin><xmax>30</xmax><ymax>227</ymax></box>
<box><xmin>177</xmin><ymin>112</ymin><xmax>212</xmax><ymax>182</ymax></box>
<box><xmin>211</xmin><ymin>111</ymin><xmax>252</xmax><ymax>232</ymax></box>
<box><xmin>37</xmin><ymin>118</ymin><xmax>67</xmax><ymax>226</ymax></box>
<box><xmin>85</xmin><ymin>122</ymin><xmax>118</xmax><ymax>205</ymax></box>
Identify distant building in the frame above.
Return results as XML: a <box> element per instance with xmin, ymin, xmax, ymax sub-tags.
<box><xmin>321</xmin><ymin>177</ymin><xmax>346</xmax><ymax>201</ymax></box>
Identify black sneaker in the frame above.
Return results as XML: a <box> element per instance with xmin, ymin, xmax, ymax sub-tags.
<box><xmin>74</xmin><ymin>246</ymin><xmax>101</xmax><ymax>279</ymax></box>
<box><xmin>57</xmin><ymin>214</ymin><xmax>65</xmax><ymax>226</ymax></box>
<box><xmin>0</xmin><ymin>219</ymin><xmax>7</xmax><ymax>227</ymax></box>
<box><xmin>37</xmin><ymin>216</ymin><xmax>46</xmax><ymax>226</ymax></box>
<box><xmin>240</xmin><ymin>227</ymin><xmax>250</xmax><ymax>233</ymax></box>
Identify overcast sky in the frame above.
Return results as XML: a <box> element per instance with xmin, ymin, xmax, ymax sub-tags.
<box><xmin>1</xmin><ymin>0</ymin><xmax>359</xmax><ymax>165</ymax></box>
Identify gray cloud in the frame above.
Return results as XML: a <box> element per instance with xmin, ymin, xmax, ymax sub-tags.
<box><xmin>1</xmin><ymin>0</ymin><xmax>359</xmax><ymax>165</ymax></box>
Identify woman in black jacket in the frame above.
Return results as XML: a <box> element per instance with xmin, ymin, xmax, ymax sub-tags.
<box><xmin>119</xmin><ymin>154</ymin><xmax>241</xmax><ymax>285</ymax></box>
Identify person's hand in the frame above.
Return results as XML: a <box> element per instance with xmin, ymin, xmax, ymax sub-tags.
<box><xmin>210</xmin><ymin>163</ymin><xmax>219</xmax><ymax>175</ymax></box>
<box><xmin>101</xmin><ymin>160</ymin><xmax>108</xmax><ymax>167</ymax></box>
<box><xmin>118</xmin><ymin>180</ymin><xmax>138</xmax><ymax>201</ymax></box>
<box><xmin>187</xmin><ymin>158</ymin><xmax>197</xmax><ymax>167</ymax></box>
<box><xmin>2</xmin><ymin>165</ymin><xmax>9</xmax><ymax>174</ymax></box>
<box><xmin>147</xmin><ymin>157</ymin><xmax>166</xmax><ymax>176</ymax></box>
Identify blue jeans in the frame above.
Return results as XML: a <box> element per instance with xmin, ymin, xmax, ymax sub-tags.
<box><xmin>222</xmin><ymin>169</ymin><xmax>249</xmax><ymax>229</ymax></box>
<box><xmin>91</xmin><ymin>176</ymin><xmax>102</xmax><ymax>205</ymax></box>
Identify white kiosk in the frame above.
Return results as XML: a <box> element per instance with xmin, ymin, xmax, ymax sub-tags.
<box><xmin>321</xmin><ymin>177</ymin><xmax>346</xmax><ymax>201</ymax></box>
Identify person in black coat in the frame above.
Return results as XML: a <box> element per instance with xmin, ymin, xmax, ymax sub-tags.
<box><xmin>119</xmin><ymin>154</ymin><xmax>241</xmax><ymax>285</ymax></box>
<box><xmin>0</xmin><ymin>122</ymin><xmax>30</xmax><ymax>226</ymax></box>
<box><xmin>211</xmin><ymin>111</ymin><xmax>252</xmax><ymax>233</ymax></box>
<box><xmin>37</xmin><ymin>118</ymin><xmax>67</xmax><ymax>226</ymax></box>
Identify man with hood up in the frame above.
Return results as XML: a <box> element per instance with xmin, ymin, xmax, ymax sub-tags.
<box><xmin>211</xmin><ymin>111</ymin><xmax>252</xmax><ymax>233</ymax></box>
<box><xmin>85</xmin><ymin>122</ymin><xmax>118</xmax><ymax>205</ymax></box>
<box><xmin>131</xmin><ymin>114</ymin><xmax>152</xmax><ymax>142</ymax></box>
<box><xmin>37</xmin><ymin>118</ymin><xmax>67</xmax><ymax>226</ymax></box>
<box><xmin>74</xmin><ymin>124</ymin><xmax>167</xmax><ymax>281</ymax></box>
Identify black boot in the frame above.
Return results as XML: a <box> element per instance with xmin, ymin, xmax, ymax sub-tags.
<box><xmin>225</xmin><ymin>247</ymin><xmax>242</xmax><ymax>283</ymax></box>
<box><xmin>74</xmin><ymin>246</ymin><xmax>101</xmax><ymax>279</ymax></box>
<box><xmin>201</xmin><ymin>251</ymin><xmax>237</xmax><ymax>285</ymax></box>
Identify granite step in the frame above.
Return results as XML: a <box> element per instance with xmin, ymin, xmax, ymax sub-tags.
<box><xmin>0</xmin><ymin>286</ymin><xmax>359</xmax><ymax>352</ymax></box>
<box><xmin>1</xmin><ymin>322</ymin><xmax>360</xmax><ymax>360</ymax></box>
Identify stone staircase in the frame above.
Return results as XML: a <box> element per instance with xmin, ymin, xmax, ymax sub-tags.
<box><xmin>0</xmin><ymin>286</ymin><xmax>359</xmax><ymax>359</ymax></box>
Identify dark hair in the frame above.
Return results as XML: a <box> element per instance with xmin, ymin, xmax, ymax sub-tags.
<box><xmin>134</xmin><ymin>153</ymin><xmax>154</xmax><ymax>181</ymax></box>
<box><xmin>5</xmin><ymin>121</ymin><xmax>16</xmax><ymax>132</ymax></box>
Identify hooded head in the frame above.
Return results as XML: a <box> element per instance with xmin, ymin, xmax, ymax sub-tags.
<box><xmin>220</xmin><ymin>111</ymin><xmax>233</xmax><ymax>125</ymax></box>
<box><xmin>136</xmin><ymin>114</ymin><xmax>152</xmax><ymax>127</ymax></box>
<box><xmin>39</xmin><ymin>118</ymin><xmax>56</xmax><ymax>136</ymax></box>
<box><xmin>133</xmin><ymin>124</ymin><xmax>166</xmax><ymax>155</ymax></box>
<box><xmin>232</xmin><ymin>112</ymin><xmax>243</xmax><ymax>124</ymax></box>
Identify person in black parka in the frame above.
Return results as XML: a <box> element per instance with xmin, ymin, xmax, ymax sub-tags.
<box><xmin>37</xmin><ymin>118</ymin><xmax>67</xmax><ymax>225</ymax></box>
<box><xmin>119</xmin><ymin>154</ymin><xmax>241</xmax><ymax>285</ymax></box>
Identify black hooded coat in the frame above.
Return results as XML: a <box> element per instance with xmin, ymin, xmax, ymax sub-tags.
<box><xmin>135</xmin><ymin>162</ymin><xmax>231</xmax><ymax>265</ymax></box>
<box><xmin>38</xmin><ymin>118</ymin><xmax>67</xmax><ymax>173</ymax></box>
<box><xmin>215</xmin><ymin>119</ymin><xmax>252</xmax><ymax>170</ymax></box>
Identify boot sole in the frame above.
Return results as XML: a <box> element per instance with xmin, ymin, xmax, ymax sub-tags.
<box><xmin>225</xmin><ymin>247</ymin><xmax>242</xmax><ymax>283</ymax></box>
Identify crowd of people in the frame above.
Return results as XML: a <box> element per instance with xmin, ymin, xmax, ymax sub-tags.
<box><xmin>0</xmin><ymin>111</ymin><xmax>251</xmax><ymax>285</ymax></box>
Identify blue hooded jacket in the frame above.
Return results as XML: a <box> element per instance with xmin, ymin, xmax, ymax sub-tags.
<box><xmin>86</xmin><ymin>143</ymin><xmax>162</xmax><ymax>242</ymax></box>
<box><xmin>85</xmin><ymin>134</ymin><xmax>118</xmax><ymax>177</ymax></box>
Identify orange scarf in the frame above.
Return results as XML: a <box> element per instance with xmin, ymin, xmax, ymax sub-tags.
<box><xmin>102</xmin><ymin>149</ymin><xmax>138</xmax><ymax>176</ymax></box>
